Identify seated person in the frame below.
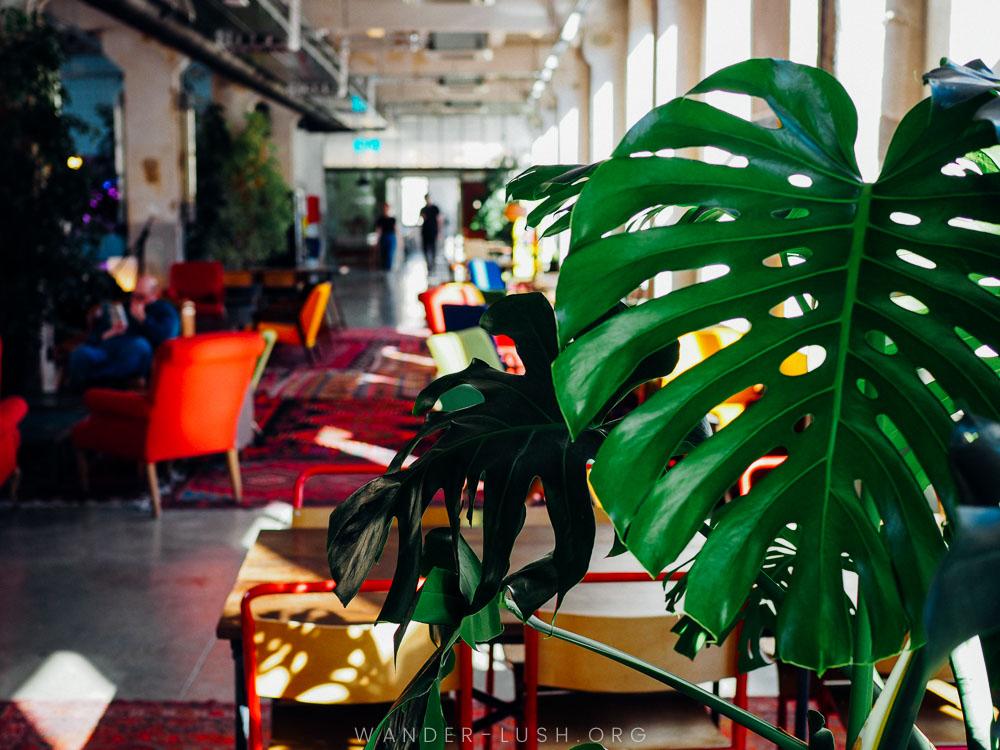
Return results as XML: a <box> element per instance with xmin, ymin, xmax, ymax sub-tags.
<box><xmin>67</xmin><ymin>275</ymin><xmax>180</xmax><ymax>390</ymax></box>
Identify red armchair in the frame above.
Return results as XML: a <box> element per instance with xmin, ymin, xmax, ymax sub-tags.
<box><xmin>0</xmin><ymin>339</ymin><xmax>28</xmax><ymax>499</ymax></box>
<box><xmin>72</xmin><ymin>332</ymin><xmax>264</xmax><ymax>517</ymax></box>
<box><xmin>167</xmin><ymin>261</ymin><xmax>226</xmax><ymax>318</ymax></box>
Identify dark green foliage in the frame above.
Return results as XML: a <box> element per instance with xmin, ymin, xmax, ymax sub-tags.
<box><xmin>187</xmin><ymin>106</ymin><xmax>292</xmax><ymax>267</ymax></box>
<box><xmin>0</xmin><ymin>9</ymin><xmax>115</xmax><ymax>393</ymax></box>
<box><xmin>516</xmin><ymin>58</ymin><xmax>1000</xmax><ymax>673</ymax></box>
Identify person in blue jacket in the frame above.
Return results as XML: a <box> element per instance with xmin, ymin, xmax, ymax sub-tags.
<box><xmin>67</xmin><ymin>274</ymin><xmax>180</xmax><ymax>390</ymax></box>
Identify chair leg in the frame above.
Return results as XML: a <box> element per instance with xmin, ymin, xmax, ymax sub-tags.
<box><xmin>9</xmin><ymin>467</ymin><xmax>21</xmax><ymax>502</ymax></box>
<box><xmin>226</xmin><ymin>448</ymin><xmax>243</xmax><ymax>504</ymax></box>
<box><xmin>146</xmin><ymin>462</ymin><xmax>162</xmax><ymax>518</ymax></box>
<box><xmin>76</xmin><ymin>449</ymin><xmax>90</xmax><ymax>494</ymax></box>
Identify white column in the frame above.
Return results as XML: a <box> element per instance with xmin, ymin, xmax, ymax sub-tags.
<box><xmin>554</xmin><ymin>48</ymin><xmax>590</xmax><ymax>163</ymax></box>
<box><xmin>626</xmin><ymin>0</ymin><xmax>656</xmax><ymax>129</ymax></box>
<box><xmin>880</xmin><ymin>0</ymin><xmax>927</xmax><ymax>159</ymax></box>
<box><xmin>751</xmin><ymin>0</ymin><xmax>790</xmax><ymax>121</ymax></box>
<box><xmin>100</xmin><ymin>26</ymin><xmax>189</xmax><ymax>280</ymax></box>
<box><xmin>212</xmin><ymin>78</ymin><xmax>260</xmax><ymax>126</ymax></box>
<box><xmin>655</xmin><ymin>0</ymin><xmax>706</xmax><ymax>105</ymax></box>
<box><xmin>582</xmin><ymin>0</ymin><xmax>628</xmax><ymax>160</ymax></box>
<box><xmin>268</xmin><ymin>102</ymin><xmax>299</xmax><ymax>186</ymax></box>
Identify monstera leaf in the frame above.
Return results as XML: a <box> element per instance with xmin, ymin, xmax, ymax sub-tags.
<box><xmin>537</xmin><ymin>58</ymin><xmax>1000</xmax><ymax>672</ymax></box>
<box><xmin>328</xmin><ymin>292</ymin><xmax>629</xmax><ymax>637</ymax></box>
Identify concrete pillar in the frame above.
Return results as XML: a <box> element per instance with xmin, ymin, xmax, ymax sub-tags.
<box><xmin>268</xmin><ymin>102</ymin><xmax>299</xmax><ymax>186</ymax></box>
<box><xmin>583</xmin><ymin>0</ymin><xmax>628</xmax><ymax>160</ymax></box>
<box><xmin>652</xmin><ymin>1</ymin><xmax>705</xmax><ymax>292</ymax></box>
<box><xmin>212</xmin><ymin>78</ymin><xmax>259</xmax><ymax>127</ymax></box>
<box><xmin>45</xmin><ymin>0</ymin><xmax>190</xmax><ymax>278</ymax></box>
<box><xmin>100</xmin><ymin>27</ymin><xmax>189</xmax><ymax>280</ymax></box>
<box><xmin>656</xmin><ymin>0</ymin><xmax>705</xmax><ymax>105</ymax></box>
<box><xmin>554</xmin><ymin>47</ymin><xmax>591</xmax><ymax>163</ymax></box>
<box><xmin>626</xmin><ymin>0</ymin><xmax>656</xmax><ymax>129</ymax></box>
<box><xmin>751</xmin><ymin>0</ymin><xmax>790</xmax><ymax>121</ymax></box>
<box><xmin>880</xmin><ymin>0</ymin><xmax>927</xmax><ymax>158</ymax></box>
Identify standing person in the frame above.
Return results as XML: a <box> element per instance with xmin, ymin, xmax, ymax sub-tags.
<box><xmin>67</xmin><ymin>274</ymin><xmax>180</xmax><ymax>390</ymax></box>
<box><xmin>374</xmin><ymin>202</ymin><xmax>398</xmax><ymax>271</ymax></box>
<box><xmin>419</xmin><ymin>194</ymin><xmax>442</xmax><ymax>271</ymax></box>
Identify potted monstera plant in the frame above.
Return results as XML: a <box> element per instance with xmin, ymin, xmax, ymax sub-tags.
<box><xmin>327</xmin><ymin>58</ymin><xmax>1000</xmax><ymax>750</ymax></box>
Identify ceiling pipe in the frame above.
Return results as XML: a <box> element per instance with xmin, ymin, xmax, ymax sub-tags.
<box><xmin>79</xmin><ymin>0</ymin><xmax>348</xmax><ymax>131</ymax></box>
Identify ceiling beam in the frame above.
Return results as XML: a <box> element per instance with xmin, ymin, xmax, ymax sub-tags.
<box><xmin>376</xmin><ymin>78</ymin><xmax>529</xmax><ymax>104</ymax></box>
<box><xmin>302</xmin><ymin>0</ymin><xmax>554</xmax><ymax>35</ymax></box>
<box><xmin>349</xmin><ymin>44</ymin><xmax>545</xmax><ymax>78</ymax></box>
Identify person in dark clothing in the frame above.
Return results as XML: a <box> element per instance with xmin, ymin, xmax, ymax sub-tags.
<box><xmin>67</xmin><ymin>274</ymin><xmax>180</xmax><ymax>390</ymax></box>
<box><xmin>374</xmin><ymin>202</ymin><xmax>398</xmax><ymax>270</ymax></box>
<box><xmin>419</xmin><ymin>194</ymin><xmax>442</xmax><ymax>270</ymax></box>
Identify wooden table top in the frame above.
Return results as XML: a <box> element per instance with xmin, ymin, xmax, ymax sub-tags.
<box><xmin>217</xmin><ymin>523</ymin><xmax>698</xmax><ymax>641</ymax></box>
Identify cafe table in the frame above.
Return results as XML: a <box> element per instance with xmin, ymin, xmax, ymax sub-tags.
<box><xmin>217</xmin><ymin>524</ymin><xmax>696</xmax><ymax>749</ymax></box>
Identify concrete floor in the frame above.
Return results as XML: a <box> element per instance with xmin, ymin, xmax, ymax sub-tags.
<box><xmin>0</xmin><ymin>254</ymin><xmax>778</xmax><ymax>710</ymax></box>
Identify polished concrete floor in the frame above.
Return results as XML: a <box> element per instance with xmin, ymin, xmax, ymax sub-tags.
<box><xmin>0</xmin><ymin>255</ymin><xmax>778</xmax><ymax>711</ymax></box>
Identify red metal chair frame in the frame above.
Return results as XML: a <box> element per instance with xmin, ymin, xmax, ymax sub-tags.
<box><xmin>241</xmin><ymin>578</ymin><xmax>476</xmax><ymax>750</ymax></box>
<box><xmin>292</xmin><ymin>463</ymin><xmax>386</xmax><ymax>509</ymax></box>
<box><xmin>521</xmin><ymin>570</ymin><xmax>749</xmax><ymax>750</ymax></box>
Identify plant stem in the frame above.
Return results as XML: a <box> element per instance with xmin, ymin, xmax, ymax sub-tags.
<box><xmin>847</xmin><ymin>597</ymin><xmax>874</xmax><ymax>747</ymax></box>
<box><xmin>519</xmin><ymin>611</ymin><xmax>808</xmax><ymax>750</ymax></box>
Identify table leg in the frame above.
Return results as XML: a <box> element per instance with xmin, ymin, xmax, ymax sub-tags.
<box><xmin>231</xmin><ymin>639</ymin><xmax>249</xmax><ymax>750</ymax></box>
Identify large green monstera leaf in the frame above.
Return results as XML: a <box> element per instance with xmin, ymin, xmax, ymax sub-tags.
<box><xmin>542</xmin><ymin>59</ymin><xmax>1000</xmax><ymax>672</ymax></box>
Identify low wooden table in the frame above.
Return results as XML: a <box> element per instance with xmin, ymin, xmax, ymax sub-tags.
<box><xmin>217</xmin><ymin>524</ymin><xmax>690</xmax><ymax>749</ymax></box>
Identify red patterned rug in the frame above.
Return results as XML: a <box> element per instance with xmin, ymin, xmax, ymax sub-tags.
<box><xmin>261</xmin><ymin>327</ymin><xmax>435</xmax><ymax>402</ymax></box>
<box><xmin>164</xmin><ymin>326</ymin><xmax>436</xmax><ymax>509</ymax></box>
<box><xmin>169</xmin><ymin>396</ymin><xmax>425</xmax><ymax>508</ymax></box>
<box><xmin>0</xmin><ymin>700</ymin><xmax>243</xmax><ymax>749</ymax></box>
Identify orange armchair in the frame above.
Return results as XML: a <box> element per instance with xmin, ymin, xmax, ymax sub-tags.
<box><xmin>166</xmin><ymin>261</ymin><xmax>226</xmax><ymax>318</ymax></box>
<box><xmin>417</xmin><ymin>282</ymin><xmax>485</xmax><ymax>335</ymax></box>
<box><xmin>256</xmin><ymin>281</ymin><xmax>331</xmax><ymax>363</ymax></box>
<box><xmin>0</xmin><ymin>338</ymin><xmax>28</xmax><ymax>499</ymax></box>
<box><xmin>72</xmin><ymin>332</ymin><xmax>264</xmax><ymax>517</ymax></box>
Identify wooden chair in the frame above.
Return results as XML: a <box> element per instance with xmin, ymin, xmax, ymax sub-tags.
<box><xmin>241</xmin><ymin>578</ymin><xmax>470</xmax><ymax>750</ymax></box>
<box><xmin>256</xmin><ymin>282</ymin><xmax>332</xmax><ymax>363</ymax></box>
<box><xmin>72</xmin><ymin>332</ymin><xmax>264</xmax><ymax>517</ymax></box>
<box><xmin>520</xmin><ymin>571</ymin><xmax>749</xmax><ymax>750</ymax></box>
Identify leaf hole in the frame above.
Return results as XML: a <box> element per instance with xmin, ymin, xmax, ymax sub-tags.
<box><xmin>889</xmin><ymin>292</ymin><xmax>929</xmax><ymax>315</ymax></box>
<box><xmin>940</xmin><ymin>157</ymin><xmax>983</xmax><ymax>177</ymax></box>
<box><xmin>856</xmin><ymin>378</ymin><xmax>878</xmax><ymax>399</ymax></box>
<box><xmin>969</xmin><ymin>273</ymin><xmax>1000</xmax><ymax>297</ymax></box>
<box><xmin>793</xmin><ymin>414</ymin><xmax>814</xmax><ymax>433</ymax></box>
<box><xmin>948</xmin><ymin>216</ymin><xmax>1000</xmax><ymax>234</ymax></box>
<box><xmin>762</xmin><ymin>247</ymin><xmax>812</xmax><ymax>267</ymax></box>
<box><xmin>769</xmin><ymin>293</ymin><xmax>819</xmax><ymax>318</ymax></box>
<box><xmin>890</xmin><ymin>211</ymin><xmax>921</xmax><ymax>226</ymax></box>
<box><xmin>895</xmin><ymin>249</ymin><xmax>937</xmax><ymax>269</ymax></box>
<box><xmin>875</xmin><ymin>414</ymin><xmax>934</xmax><ymax>498</ymax></box>
<box><xmin>787</xmin><ymin>173</ymin><xmax>813</xmax><ymax>188</ymax></box>
<box><xmin>771</xmin><ymin>207</ymin><xmax>810</xmax><ymax>220</ymax></box>
<box><xmin>780</xmin><ymin>345</ymin><xmax>825</xmax><ymax>376</ymax></box>
<box><xmin>864</xmin><ymin>330</ymin><xmax>898</xmax><ymax>356</ymax></box>
<box><xmin>916</xmin><ymin>367</ymin><xmax>961</xmax><ymax>420</ymax></box>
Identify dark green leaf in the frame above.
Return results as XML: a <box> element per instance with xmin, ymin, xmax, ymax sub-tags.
<box><xmin>549</xmin><ymin>58</ymin><xmax>1000</xmax><ymax>672</ymax></box>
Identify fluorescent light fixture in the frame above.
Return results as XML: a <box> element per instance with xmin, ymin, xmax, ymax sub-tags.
<box><xmin>560</xmin><ymin>11</ymin><xmax>582</xmax><ymax>42</ymax></box>
<box><xmin>544</xmin><ymin>54</ymin><xmax>559</xmax><ymax>70</ymax></box>
<box><xmin>366</xmin><ymin>27</ymin><xmax>386</xmax><ymax>39</ymax></box>
<box><xmin>540</xmin><ymin>68</ymin><xmax>553</xmax><ymax>82</ymax></box>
